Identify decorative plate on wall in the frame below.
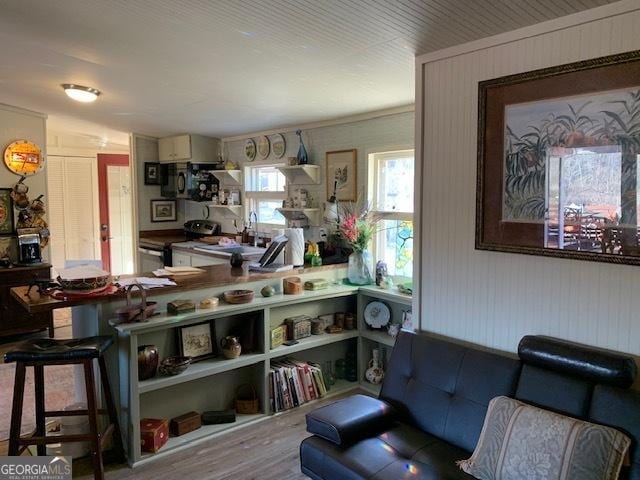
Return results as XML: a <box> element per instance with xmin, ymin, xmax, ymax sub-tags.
<box><xmin>271</xmin><ymin>133</ymin><xmax>286</xmax><ymax>158</ymax></box>
<box><xmin>4</xmin><ymin>140</ymin><xmax>45</xmax><ymax>176</ymax></box>
<box><xmin>244</xmin><ymin>138</ymin><xmax>257</xmax><ymax>162</ymax></box>
<box><xmin>364</xmin><ymin>301</ymin><xmax>391</xmax><ymax>329</ymax></box>
<box><xmin>257</xmin><ymin>136</ymin><xmax>270</xmax><ymax>159</ymax></box>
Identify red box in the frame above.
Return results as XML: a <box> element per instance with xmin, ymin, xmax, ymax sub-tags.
<box><xmin>140</xmin><ymin>418</ymin><xmax>169</xmax><ymax>453</ymax></box>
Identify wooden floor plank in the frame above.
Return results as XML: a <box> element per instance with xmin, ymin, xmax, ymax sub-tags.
<box><xmin>73</xmin><ymin>389</ymin><xmax>360</xmax><ymax>479</ymax></box>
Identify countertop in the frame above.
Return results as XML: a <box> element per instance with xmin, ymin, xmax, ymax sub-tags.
<box><xmin>11</xmin><ymin>263</ymin><xmax>347</xmax><ymax>314</ymax></box>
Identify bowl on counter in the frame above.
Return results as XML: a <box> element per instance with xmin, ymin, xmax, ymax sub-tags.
<box><xmin>158</xmin><ymin>356</ymin><xmax>192</xmax><ymax>376</ymax></box>
<box><xmin>222</xmin><ymin>289</ymin><xmax>254</xmax><ymax>304</ymax></box>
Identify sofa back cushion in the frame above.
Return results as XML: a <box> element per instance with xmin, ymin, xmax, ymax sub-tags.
<box><xmin>380</xmin><ymin>332</ymin><xmax>521</xmax><ymax>452</ymax></box>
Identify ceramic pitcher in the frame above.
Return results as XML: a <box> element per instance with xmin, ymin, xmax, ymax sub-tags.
<box><xmin>220</xmin><ymin>336</ymin><xmax>242</xmax><ymax>359</ymax></box>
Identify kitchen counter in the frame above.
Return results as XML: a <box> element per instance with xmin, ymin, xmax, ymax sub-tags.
<box><xmin>10</xmin><ymin>262</ymin><xmax>347</xmax><ymax>314</ymax></box>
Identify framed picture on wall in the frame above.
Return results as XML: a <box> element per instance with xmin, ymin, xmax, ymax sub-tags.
<box><xmin>150</xmin><ymin>199</ymin><xmax>177</xmax><ymax>222</ymax></box>
<box><xmin>476</xmin><ymin>50</ymin><xmax>640</xmax><ymax>266</ymax></box>
<box><xmin>0</xmin><ymin>188</ymin><xmax>15</xmax><ymax>235</ymax></box>
<box><xmin>178</xmin><ymin>320</ymin><xmax>216</xmax><ymax>362</ymax></box>
<box><xmin>326</xmin><ymin>149</ymin><xmax>357</xmax><ymax>201</ymax></box>
<box><xmin>144</xmin><ymin>162</ymin><xmax>160</xmax><ymax>185</ymax></box>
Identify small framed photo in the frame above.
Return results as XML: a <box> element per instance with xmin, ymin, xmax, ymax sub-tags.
<box><xmin>326</xmin><ymin>149</ymin><xmax>357</xmax><ymax>201</ymax></box>
<box><xmin>178</xmin><ymin>321</ymin><xmax>217</xmax><ymax>362</ymax></box>
<box><xmin>0</xmin><ymin>188</ymin><xmax>15</xmax><ymax>235</ymax></box>
<box><xmin>144</xmin><ymin>162</ymin><xmax>160</xmax><ymax>185</ymax></box>
<box><xmin>150</xmin><ymin>199</ymin><xmax>177</xmax><ymax>222</ymax></box>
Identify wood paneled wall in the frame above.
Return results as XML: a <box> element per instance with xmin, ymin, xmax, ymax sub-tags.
<box><xmin>415</xmin><ymin>3</ymin><xmax>640</xmax><ymax>355</ymax></box>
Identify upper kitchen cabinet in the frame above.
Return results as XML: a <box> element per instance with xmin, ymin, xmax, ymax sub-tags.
<box><xmin>158</xmin><ymin>134</ymin><xmax>220</xmax><ymax>163</ymax></box>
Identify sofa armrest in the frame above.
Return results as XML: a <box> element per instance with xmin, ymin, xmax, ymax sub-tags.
<box><xmin>305</xmin><ymin>394</ymin><xmax>396</xmax><ymax>446</ymax></box>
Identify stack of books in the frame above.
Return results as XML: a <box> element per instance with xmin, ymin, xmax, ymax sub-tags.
<box><xmin>269</xmin><ymin>359</ymin><xmax>328</xmax><ymax>412</ymax></box>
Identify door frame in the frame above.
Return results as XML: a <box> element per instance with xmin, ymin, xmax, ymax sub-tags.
<box><xmin>97</xmin><ymin>153</ymin><xmax>130</xmax><ymax>272</ymax></box>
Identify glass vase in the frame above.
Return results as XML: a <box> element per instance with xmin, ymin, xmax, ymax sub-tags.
<box><xmin>347</xmin><ymin>249</ymin><xmax>373</xmax><ymax>285</ymax></box>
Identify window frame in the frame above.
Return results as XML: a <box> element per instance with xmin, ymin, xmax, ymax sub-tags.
<box><xmin>367</xmin><ymin>148</ymin><xmax>415</xmax><ymax>278</ymax></box>
<box><xmin>243</xmin><ymin>163</ymin><xmax>288</xmax><ymax>231</ymax></box>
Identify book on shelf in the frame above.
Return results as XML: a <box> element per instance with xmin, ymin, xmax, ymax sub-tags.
<box><xmin>270</xmin><ymin>359</ymin><xmax>328</xmax><ymax>413</ymax></box>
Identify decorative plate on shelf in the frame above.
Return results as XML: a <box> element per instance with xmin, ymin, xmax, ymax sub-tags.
<box><xmin>364</xmin><ymin>301</ymin><xmax>391</xmax><ymax>329</ymax></box>
<box><xmin>257</xmin><ymin>135</ymin><xmax>270</xmax><ymax>159</ymax></box>
<box><xmin>271</xmin><ymin>133</ymin><xmax>286</xmax><ymax>158</ymax></box>
<box><xmin>244</xmin><ymin>138</ymin><xmax>256</xmax><ymax>162</ymax></box>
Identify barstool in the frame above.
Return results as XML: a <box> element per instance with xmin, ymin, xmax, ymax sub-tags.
<box><xmin>5</xmin><ymin>336</ymin><xmax>124</xmax><ymax>480</ymax></box>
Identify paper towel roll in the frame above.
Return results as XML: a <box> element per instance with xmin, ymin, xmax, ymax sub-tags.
<box><xmin>285</xmin><ymin>228</ymin><xmax>305</xmax><ymax>267</ymax></box>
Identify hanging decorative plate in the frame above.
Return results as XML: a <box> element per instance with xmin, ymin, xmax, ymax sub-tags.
<box><xmin>244</xmin><ymin>138</ymin><xmax>257</xmax><ymax>162</ymax></box>
<box><xmin>271</xmin><ymin>133</ymin><xmax>286</xmax><ymax>158</ymax></box>
<box><xmin>257</xmin><ymin>135</ymin><xmax>270</xmax><ymax>159</ymax></box>
<box><xmin>364</xmin><ymin>301</ymin><xmax>391</xmax><ymax>329</ymax></box>
<box><xmin>4</xmin><ymin>140</ymin><xmax>45</xmax><ymax>176</ymax></box>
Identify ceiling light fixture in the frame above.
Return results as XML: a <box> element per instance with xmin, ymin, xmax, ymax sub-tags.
<box><xmin>61</xmin><ymin>84</ymin><xmax>101</xmax><ymax>103</ymax></box>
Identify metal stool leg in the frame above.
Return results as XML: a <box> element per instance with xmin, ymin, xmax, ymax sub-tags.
<box><xmin>8</xmin><ymin>362</ymin><xmax>26</xmax><ymax>456</ymax></box>
<box><xmin>34</xmin><ymin>364</ymin><xmax>46</xmax><ymax>456</ymax></box>
<box><xmin>83</xmin><ymin>360</ymin><xmax>105</xmax><ymax>480</ymax></box>
<box><xmin>98</xmin><ymin>356</ymin><xmax>125</xmax><ymax>462</ymax></box>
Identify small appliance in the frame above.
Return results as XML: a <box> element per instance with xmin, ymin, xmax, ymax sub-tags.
<box><xmin>184</xmin><ymin>219</ymin><xmax>221</xmax><ymax>240</ymax></box>
<box><xmin>18</xmin><ymin>233</ymin><xmax>42</xmax><ymax>264</ymax></box>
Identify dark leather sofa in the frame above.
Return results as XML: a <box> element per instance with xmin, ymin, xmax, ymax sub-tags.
<box><xmin>300</xmin><ymin>331</ymin><xmax>640</xmax><ymax>479</ymax></box>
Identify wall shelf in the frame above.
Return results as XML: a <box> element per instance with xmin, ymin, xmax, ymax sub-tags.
<box><xmin>212</xmin><ymin>169</ymin><xmax>242</xmax><ymax>186</ymax></box>
<box><xmin>358</xmin><ymin>285</ymin><xmax>412</xmax><ymax>306</ymax></box>
<box><xmin>360</xmin><ymin>329</ymin><xmax>396</xmax><ymax>348</ymax></box>
<box><xmin>207</xmin><ymin>204</ymin><xmax>243</xmax><ymax>218</ymax></box>
<box><xmin>269</xmin><ymin>330</ymin><xmax>358</xmax><ymax>358</ymax></box>
<box><xmin>276</xmin><ymin>208</ymin><xmax>321</xmax><ymax>226</ymax></box>
<box><xmin>276</xmin><ymin>165</ymin><xmax>321</xmax><ymax>185</ymax></box>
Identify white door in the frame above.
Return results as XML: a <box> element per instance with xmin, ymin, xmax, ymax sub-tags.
<box><xmin>107</xmin><ymin>165</ymin><xmax>134</xmax><ymax>275</ymax></box>
<box><xmin>47</xmin><ymin>156</ymin><xmax>101</xmax><ymax>275</ymax></box>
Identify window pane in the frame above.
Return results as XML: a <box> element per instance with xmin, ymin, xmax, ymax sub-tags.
<box><xmin>246</xmin><ymin>165</ymin><xmax>286</xmax><ymax>192</ymax></box>
<box><xmin>376</xmin><ymin>152</ymin><xmax>414</xmax><ymax>212</ymax></box>
<box><xmin>377</xmin><ymin>219</ymin><xmax>413</xmax><ymax>278</ymax></box>
<box><xmin>257</xmin><ymin>200</ymin><xmax>285</xmax><ymax>225</ymax></box>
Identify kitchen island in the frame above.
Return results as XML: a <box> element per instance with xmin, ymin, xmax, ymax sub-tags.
<box><xmin>11</xmin><ymin>263</ymin><xmax>412</xmax><ymax>467</ymax></box>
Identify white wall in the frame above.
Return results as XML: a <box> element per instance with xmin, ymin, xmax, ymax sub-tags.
<box><xmin>190</xmin><ymin>110</ymin><xmax>415</xmax><ymax>237</ymax></box>
<box><xmin>0</xmin><ymin>104</ymin><xmax>49</xmax><ymax>260</ymax></box>
<box><xmin>415</xmin><ymin>2</ymin><xmax>640</xmax><ymax>355</ymax></box>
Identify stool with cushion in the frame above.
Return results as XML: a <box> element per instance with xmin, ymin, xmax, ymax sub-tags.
<box><xmin>5</xmin><ymin>336</ymin><xmax>124</xmax><ymax>480</ymax></box>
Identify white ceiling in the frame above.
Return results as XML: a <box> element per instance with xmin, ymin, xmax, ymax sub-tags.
<box><xmin>0</xmin><ymin>0</ymin><xmax>617</xmax><ymax>138</ymax></box>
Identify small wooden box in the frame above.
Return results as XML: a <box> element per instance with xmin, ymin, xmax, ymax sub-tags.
<box><xmin>167</xmin><ymin>300</ymin><xmax>196</xmax><ymax>315</ymax></box>
<box><xmin>202</xmin><ymin>409</ymin><xmax>236</xmax><ymax>425</ymax></box>
<box><xmin>170</xmin><ymin>411</ymin><xmax>202</xmax><ymax>437</ymax></box>
<box><xmin>271</xmin><ymin>325</ymin><xmax>287</xmax><ymax>349</ymax></box>
<box><xmin>140</xmin><ymin>418</ymin><xmax>169</xmax><ymax>453</ymax></box>
<box><xmin>285</xmin><ymin>315</ymin><xmax>312</xmax><ymax>340</ymax></box>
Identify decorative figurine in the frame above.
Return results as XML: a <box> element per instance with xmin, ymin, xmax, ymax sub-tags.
<box><xmin>365</xmin><ymin>348</ymin><xmax>385</xmax><ymax>385</ymax></box>
<box><xmin>375</xmin><ymin>260</ymin><xmax>388</xmax><ymax>286</ymax></box>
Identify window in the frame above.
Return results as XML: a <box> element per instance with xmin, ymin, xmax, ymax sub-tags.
<box><xmin>244</xmin><ymin>164</ymin><xmax>287</xmax><ymax>229</ymax></box>
<box><xmin>369</xmin><ymin>149</ymin><xmax>414</xmax><ymax>279</ymax></box>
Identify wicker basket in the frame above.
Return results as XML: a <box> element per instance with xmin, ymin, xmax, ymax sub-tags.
<box><xmin>235</xmin><ymin>384</ymin><xmax>260</xmax><ymax>414</ymax></box>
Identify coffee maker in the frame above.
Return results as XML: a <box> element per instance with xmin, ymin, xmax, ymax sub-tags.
<box><xmin>18</xmin><ymin>233</ymin><xmax>42</xmax><ymax>264</ymax></box>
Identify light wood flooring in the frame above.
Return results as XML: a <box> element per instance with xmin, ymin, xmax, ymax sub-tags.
<box><xmin>73</xmin><ymin>389</ymin><xmax>357</xmax><ymax>480</ymax></box>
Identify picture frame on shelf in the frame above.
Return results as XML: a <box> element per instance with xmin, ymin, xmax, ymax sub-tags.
<box><xmin>178</xmin><ymin>320</ymin><xmax>217</xmax><ymax>362</ymax></box>
<box><xmin>144</xmin><ymin>162</ymin><xmax>161</xmax><ymax>185</ymax></box>
<box><xmin>326</xmin><ymin>149</ymin><xmax>357</xmax><ymax>201</ymax></box>
<box><xmin>476</xmin><ymin>50</ymin><xmax>640</xmax><ymax>266</ymax></box>
<box><xmin>150</xmin><ymin>199</ymin><xmax>177</xmax><ymax>222</ymax></box>
<box><xmin>0</xmin><ymin>188</ymin><xmax>15</xmax><ymax>235</ymax></box>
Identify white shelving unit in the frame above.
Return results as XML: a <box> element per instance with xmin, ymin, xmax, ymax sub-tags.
<box><xmin>276</xmin><ymin>208</ymin><xmax>321</xmax><ymax>226</ymax></box>
<box><xmin>212</xmin><ymin>169</ymin><xmax>242</xmax><ymax>186</ymax></box>
<box><xmin>206</xmin><ymin>204</ymin><xmax>243</xmax><ymax>218</ymax></box>
<box><xmin>276</xmin><ymin>165</ymin><xmax>321</xmax><ymax>185</ymax></box>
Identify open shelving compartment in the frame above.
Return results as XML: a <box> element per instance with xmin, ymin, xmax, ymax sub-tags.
<box><xmin>276</xmin><ymin>208</ymin><xmax>321</xmax><ymax>226</ymax></box>
<box><xmin>212</xmin><ymin>169</ymin><xmax>242</xmax><ymax>186</ymax></box>
<box><xmin>275</xmin><ymin>165</ymin><xmax>321</xmax><ymax>185</ymax></box>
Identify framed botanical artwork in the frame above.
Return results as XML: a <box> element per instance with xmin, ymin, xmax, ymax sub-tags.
<box><xmin>178</xmin><ymin>321</ymin><xmax>216</xmax><ymax>362</ymax></box>
<box><xmin>476</xmin><ymin>50</ymin><xmax>640</xmax><ymax>266</ymax></box>
<box><xmin>144</xmin><ymin>162</ymin><xmax>160</xmax><ymax>185</ymax></box>
<box><xmin>150</xmin><ymin>199</ymin><xmax>177</xmax><ymax>222</ymax></box>
<box><xmin>0</xmin><ymin>188</ymin><xmax>15</xmax><ymax>235</ymax></box>
<box><xmin>326</xmin><ymin>149</ymin><xmax>357</xmax><ymax>201</ymax></box>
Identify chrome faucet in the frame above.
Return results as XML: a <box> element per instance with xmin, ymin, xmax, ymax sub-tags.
<box><xmin>249</xmin><ymin>211</ymin><xmax>258</xmax><ymax>247</ymax></box>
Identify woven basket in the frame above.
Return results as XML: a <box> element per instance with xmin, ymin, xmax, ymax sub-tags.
<box><xmin>235</xmin><ymin>384</ymin><xmax>260</xmax><ymax>414</ymax></box>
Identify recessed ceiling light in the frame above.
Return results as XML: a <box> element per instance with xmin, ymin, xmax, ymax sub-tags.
<box><xmin>61</xmin><ymin>84</ymin><xmax>101</xmax><ymax>103</ymax></box>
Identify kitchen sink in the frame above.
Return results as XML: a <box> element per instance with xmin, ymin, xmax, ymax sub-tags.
<box><xmin>193</xmin><ymin>244</ymin><xmax>266</xmax><ymax>257</ymax></box>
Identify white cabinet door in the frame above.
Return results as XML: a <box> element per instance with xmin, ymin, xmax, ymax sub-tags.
<box><xmin>172</xmin><ymin>134</ymin><xmax>192</xmax><ymax>161</ymax></box>
<box><xmin>172</xmin><ymin>252</ymin><xmax>192</xmax><ymax>267</ymax></box>
<box><xmin>158</xmin><ymin>137</ymin><xmax>175</xmax><ymax>163</ymax></box>
<box><xmin>190</xmin><ymin>254</ymin><xmax>227</xmax><ymax>267</ymax></box>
